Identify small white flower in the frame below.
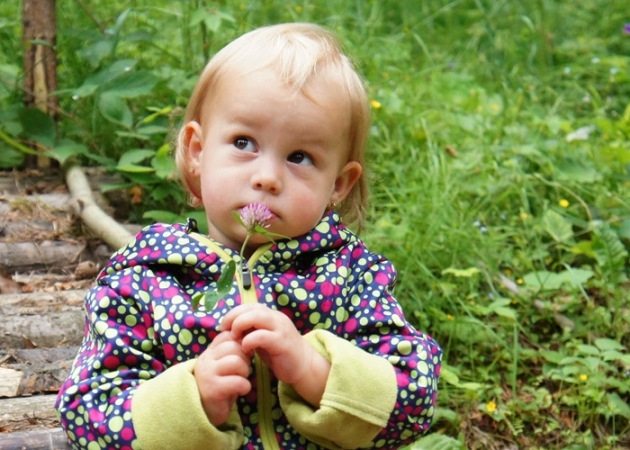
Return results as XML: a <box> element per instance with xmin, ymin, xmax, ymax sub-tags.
<box><xmin>566</xmin><ymin>125</ymin><xmax>595</xmax><ymax>142</ymax></box>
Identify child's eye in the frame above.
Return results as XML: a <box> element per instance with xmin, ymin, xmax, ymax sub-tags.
<box><xmin>233</xmin><ymin>137</ymin><xmax>256</xmax><ymax>152</ymax></box>
<box><xmin>287</xmin><ymin>151</ymin><xmax>313</xmax><ymax>165</ymax></box>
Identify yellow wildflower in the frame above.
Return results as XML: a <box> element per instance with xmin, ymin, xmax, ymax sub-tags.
<box><xmin>446</xmin><ymin>314</ymin><xmax>454</xmax><ymax>320</ymax></box>
<box><xmin>295</xmin><ymin>6</ymin><xmax>303</xmax><ymax>13</ymax></box>
<box><xmin>371</xmin><ymin>100</ymin><xmax>382</xmax><ymax>109</ymax></box>
<box><xmin>559</xmin><ymin>199</ymin><xmax>570</xmax><ymax>208</ymax></box>
<box><xmin>519</xmin><ymin>212</ymin><xmax>530</xmax><ymax>220</ymax></box>
<box><xmin>486</xmin><ymin>401</ymin><xmax>497</xmax><ymax>413</ymax></box>
<box><xmin>516</xmin><ymin>278</ymin><xmax>523</xmax><ymax>285</ymax></box>
<box><xmin>579</xmin><ymin>374</ymin><xmax>588</xmax><ymax>381</ymax></box>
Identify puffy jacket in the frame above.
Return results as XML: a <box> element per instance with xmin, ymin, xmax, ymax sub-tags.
<box><xmin>56</xmin><ymin>212</ymin><xmax>442</xmax><ymax>450</ymax></box>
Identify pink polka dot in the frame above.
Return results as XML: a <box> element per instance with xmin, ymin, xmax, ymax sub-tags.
<box><xmin>397</xmin><ymin>373</ymin><xmax>410</xmax><ymax>388</ymax></box>
<box><xmin>121</xmin><ymin>427</ymin><xmax>134</xmax><ymax>441</ymax></box>
<box><xmin>321</xmin><ymin>281</ymin><xmax>334</xmax><ymax>297</ymax></box>
<box><xmin>104</xmin><ymin>356</ymin><xmax>120</xmax><ymax>370</ymax></box>
<box><xmin>89</xmin><ymin>409</ymin><xmax>104</xmax><ymax>423</ymax></box>
<box><xmin>344</xmin><ymin>318</ymin><xmax>357</xmax><ymax>333</ymax></box>
<box><xmin>163</xmin><ymin>344</ymin><xmax>175</xmax><ymax>359</ymax></box>
<box><xmin>183</xmin><ymin>315</ymin><xmax>196</xmax><ymax>328</ymax></box>
<box><xmin>120</xmin><ymin>283</ymin><xmax>132</xmax><ymax>297</ymax></box>
<box><xmin>375</xmin><ymin>272</ymin><xmax>389</xmax><ymax>285</ymax></box>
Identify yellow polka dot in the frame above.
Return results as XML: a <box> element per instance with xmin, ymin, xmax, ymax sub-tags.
<box><xmin>95</xmin><ymin>321</ymin><xmax>108</xmax><ymax>335</ymax></box>
<box><xmin>315</xmin><ymin>222</ymin><xmax>330</xmax><ymax>233</ymax></box>
<box><xmin>294</xmin><ymin>289</ymin><xmax>307</xmax><ymax>301</ymax></box>
<box><xmin>178</xmin><ymin>329</ymin><xmax>193</xmax><ymax>346</ymax></box>
<box><xmin>309</xmin><ymin>312</ymin><xmax>321</xmax><ymax>325</ymax></box>
<box><xmin>397</xmin><ymin>340</ymin><xmax>412</xmax><ymax>355</ymax></box>
<box><xmin>105</xmin><ymin>328</ymin><xmax>117</xmax><ymax>339</ymax></box>
<box><xmin>167</xmin><ymin>254</ymin><xmax>182</xmax><ymax>265</ymax></box>
<box><xmin>335</xmin><ymin>307</ymin><xmax>347</xmax><ymax>322</ymax></box>
<box><xmin>278</xmin><ymin>294</ymin><xmax>289</xmax><ymax>306</ymax></box>
<box><xmin>185</xmin><ymin>254</ymin><xmax>198</xmax><ymax>265</ymax></box>
<box><xmin>154</xmin><ymin>305</ymin><xmax>166</xmax><ymax>320</ymax></box>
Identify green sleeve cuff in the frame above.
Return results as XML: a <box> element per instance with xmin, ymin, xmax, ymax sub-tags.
<box><xmin>132</xmin><ymin>359</ymin><xmax>243</xmax><ymax>450</ymax></box>
<box><xmin>278</xmin><ymin>329</ymin><xmax>397</xmax><ymax>449</ymax></box>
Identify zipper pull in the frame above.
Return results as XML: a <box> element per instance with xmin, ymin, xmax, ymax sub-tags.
<box><xmin>240</xmin><ymin>260</ymin><xmax>252</xmax><ymax>289</ymax></box>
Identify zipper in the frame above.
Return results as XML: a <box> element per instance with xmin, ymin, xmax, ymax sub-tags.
<box><xmin>236</xmin><ymin>245</ymin><xmax>280</xmax><ymax>450</ymax></box>
<box><xmin>192</xmin><ymin>236</ymin><xmax>279</xmax><ymax>449</ymax></box>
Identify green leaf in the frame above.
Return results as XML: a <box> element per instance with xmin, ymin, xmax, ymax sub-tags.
<box><xmin>151</xmin><ymin>143</ymin><xmax>175</xmax><ymax>179</ymax></box>
<box><xmin>556</xmin><ymin>157</ymin><xmax>602</xmax><ymax>183</ymax></box>
<box><xmin>74</xmin><ymin>59</ymin><xmax>138</xmax><ymax>98</ymax></box>
<box><xmin>217</xmin><ymin>260</ymin><xmax>236</xmax><ymax>292</ymax></box>
<box><xmin>606</xmin><ymin>393</ymin><xmax>630</xmax><ymax>419</ymax></box>
<box><xmin>102</xmin><ymin>70</ymin><xmax>159</xmax><ymax>98</ymax></box>
<box><xmin>441</xmin><ymin>267</ymin><xmax>480</xmax><ymax>277</ymax></box>
<box><xmin>50</xmin><ymin>142</ymin><xmax>89</xmax><ymax>165</ymax></box>
<box><xmin>542</xmin><ymin>209</ymin><xmax>574</xmax><ymax>243</ymax></box>
<box><xmin>18</xmin><ymin>107</ymin><xmax>56</xmax><ymax>148</ymax></box>
<box><xmin>595</xmin><ymin>338</ymin><xmax>625</xmax><ymax>352</ymax></box>
<box><xmin>522</xmin><ymin>269</ymin><xmax>593</xmax><ymax>291</ymax></box>
<box><xmin>0</xmin><ymin>146</ymin><xmax>24</xmax><ymax>168</ymax></box>
<box><xmin>143</xmin><ymin>210</ymin><xmax>180</xmax><ymax>223</ymax></box>
<box><xmin>438</xmin><ymin>366</ymin><xmax>459</xmax><ymax>386</ymax></box>
<box><xmin>191</xmin><ymin>292</ymin><xmax>204</xmax><ymax>309</ymax></box>
<box><xmin>117</xmin><ymin>149</ymin><xmax>156</xmax><ymax>172</ymax></box>
<box><xmin>99</xmin><ymin>92</ymin><xmax>132</xmax><ymax>128</ymax></box>
<box><xmin>407</xmin><ymin>433</ymin><xmax>465</xmax><ymax>450</ymax></box>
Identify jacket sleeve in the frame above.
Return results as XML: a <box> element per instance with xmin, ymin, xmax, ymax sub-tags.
<box><xmin>54</xmin><ymin>270</ymin><xmax>243</xmax><ymax>450</ymax></box>
<box><xmin>278</xmin><ymin>247</ymin><xmax>442</xmax><ymax>449</ymax></box>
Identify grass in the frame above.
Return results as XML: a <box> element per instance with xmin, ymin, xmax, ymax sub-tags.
<box><xmin>1</xmin><ymin>0</ymin><xmax>629</xmax><ymax>448</ymax></box>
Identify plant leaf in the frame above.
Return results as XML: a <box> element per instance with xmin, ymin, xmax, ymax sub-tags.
<box><xmin>99</xmin><ymin>92</ymin><xmax>133</xmax><ymax>128</ymax></box>
<box><xmin>407</xmin><ymin>432</ymin><xmax>465</xmax><ymax>450</ymax></box>
<box><xmin>18</xmin><ymin>107</ymin><xmax>55</xmax><ymax>148</ymax></box>
<box><xmin>217</xmin><ymin>260</ymin><xmax>236</xmax><ymax>292</ymax></box>
<box><xmin>542</xmin><ymin>210</ymin><xmax>574</xmax><ymax>243</ymax></box>
<box><xmin>441</xmin><ymin>267</ymin><xmax>480</xmax><ymax>277</ymax></box>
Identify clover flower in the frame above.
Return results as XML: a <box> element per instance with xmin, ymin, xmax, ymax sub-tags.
<box><xmin>192</xmin><ymin>202</ymin><xmax>284</xmax><ymax>311</ymax></box>
<box><xmin>239</xmin><ymin>202</ymin><xmax>272</xmax><ymax>233</ymax></box>
<box><xmin>624</xmin><ymin>24</ymin><xmax>630</xmax><ymax>35</ymax></box>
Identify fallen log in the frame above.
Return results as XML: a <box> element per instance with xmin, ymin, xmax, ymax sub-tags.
<box><xmin>0</xmin><ymin>290</ymin><xmax>87</xmax><ymax>350</ymax></box>
<box><xmin>0</xmin><ymin>194</ymin><xmax>71</xmax><ymax>215</ymax></box>
<box><xmin>0</xmin><ymin>427</ymin><xmax>70</xmax><ymax>450</ymax></box>
<box><xmin>0</xmin><ymin>221</ymin><xmax>56</xmax><ymax>238</ymax></box>
<box><xmin>0</xmin><ymin>347</ymin><xmax>79</xmax><ymax>398</ymax></box>
<box><xmin>0</xmin><ymin>241</ymin><xmax>85</xmax><ymax>273</ymax></box>
<box><xmin>0</xmin><ymin>394</ymin><xmax>59</xmax><ymax>429</ymax></box>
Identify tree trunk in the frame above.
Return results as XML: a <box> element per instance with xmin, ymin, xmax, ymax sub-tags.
<box><xmin>22</xmin><ymin>0</ymin><xmax>58</xmax><ymax>169</ymax></box>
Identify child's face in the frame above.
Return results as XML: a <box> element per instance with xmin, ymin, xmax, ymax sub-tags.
<box><xmin>184</xmin><ymin>69</ymin><xmax>361</xmax><ymax>253</ymax></box>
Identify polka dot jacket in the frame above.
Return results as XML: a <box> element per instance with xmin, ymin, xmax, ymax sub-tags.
<box><xmin>56</xmin><ymin>212</ymin><xmax>442</xmax><ymax>450</ymax></box>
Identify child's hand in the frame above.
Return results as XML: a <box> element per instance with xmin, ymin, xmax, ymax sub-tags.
<box><xmin>194</xmin><ymin>331</ymin><xmax>252</xmax><ymax>426</ymax></box>
<box><xmin>221</xmin><ymin>304</ymin><xmax>331</xmax><ymax>407</ymax></box>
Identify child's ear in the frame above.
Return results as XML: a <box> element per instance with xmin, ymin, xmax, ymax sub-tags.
<box><xmin>331</xmin><ymin>161</ymin><xmax>362</xmax><ymax>204</ymax></box>
<box><xmin>183</xmin><ymin>121</ymin><xmax>204</xmax><ymax>175</ymax></box>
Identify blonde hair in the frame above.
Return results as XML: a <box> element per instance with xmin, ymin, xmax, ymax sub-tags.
<box><xmin>176</xmin><ymin>23</ymin><xmax>370</xmax><ymax>227</ymax></box>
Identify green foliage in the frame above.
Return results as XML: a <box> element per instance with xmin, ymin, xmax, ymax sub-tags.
<box><xmin>1</xmin><ymin>0</ymin><xmax>629</xmax><ymax>447</ymax></box>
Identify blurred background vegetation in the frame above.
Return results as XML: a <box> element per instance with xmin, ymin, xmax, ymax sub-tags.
<box><xmin>1</xmin><ymin>1</ymin><xmax>629</xmax><ymax>448</ymax></box>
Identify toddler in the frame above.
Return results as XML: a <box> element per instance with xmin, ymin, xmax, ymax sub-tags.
<box><xmin>56</xmin><ymin>23</ymin><xmax>442</xmax><ymax>450</ymax></box>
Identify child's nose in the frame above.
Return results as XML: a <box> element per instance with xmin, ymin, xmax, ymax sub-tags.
<box><xmin>251</xmin><ymin>160</ymin><xmax>283</xmax><ymax>194</ymax></box>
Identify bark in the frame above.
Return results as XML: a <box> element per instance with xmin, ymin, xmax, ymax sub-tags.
<box><xmin>22</xmin><ymin>0</ymin><xmax>58</xmax><ymax>169</ymax></box>
<box><xmin>0</xmin><ymin>241</ymin><xmax>93</xmax><ymax>273</ymax></box>
<box><xmin>0</xmin><ymin>290</ymin><xmax>87</xmax><ymax>349</ymax></box>
<box><xmin>0</xmin><ymin>428</ymin><xmax>70</xmax><ymax>450</ymax></box>
<box><xmin>0</xmin><ymin>347</ymin><xmax>78</xmax><ymax>397</ymax></box>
